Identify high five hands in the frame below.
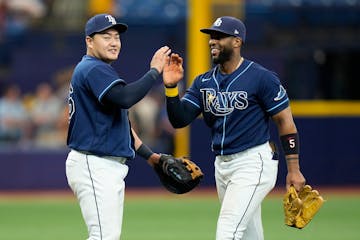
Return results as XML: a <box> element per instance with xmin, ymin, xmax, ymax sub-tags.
<box><xmin>163</xmin><ymin>53</ymin><xmax>184</xmax><ymax>88</ymax></box>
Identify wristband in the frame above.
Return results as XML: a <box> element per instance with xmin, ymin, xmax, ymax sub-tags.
<box><xmin>136</xmin><ymin>143</ymin><xmax>154</xmax><ymax>160</ymax></box>
<box><xmin>164</xmin><ymin>85</ymin><xmax>179</xmax><ymax>97</ymax></box>
<box><xmin>280</xmin><ymin>133</ymin><xmax>299</xmax><ymax>155</ymax></box>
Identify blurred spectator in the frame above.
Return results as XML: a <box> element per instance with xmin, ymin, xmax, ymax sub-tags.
<box><xmin>0</xmin><ymin>0</ymin><xmax>47</xmax><ymax>82</ymax></box>
<box><xmin>129</xmin><ymin>86</ymin><xmax>175</xmax><ymax>154</ymax></box>
<box><xmin>0</xmin><ymin>0</ymin><xmax>45</xmax><ymax>37</ymax></box>
<box><xmin>28</xmin><ymin>82</ymin><xmax>64</xmax><ymax>148</ymax></box>
<box><xmin>4</xmin><ymin>0</ymin><xmax>46</xmax><ymax>18</ymax></box>
<box><xmin>55</xmin><ymin>104</ymin><xmax>69</xmax><ymax>146</ymax></box>
<box><xmin>0</xmin><ymin>0</ymin><xmax>46</xmax><ymax>41</ymax></box>
<box><xmin>0</xmin><ymin>84</ymin><xmax>31</xmax><ymax>146</ymax></box>
<box><xmin>153</xmin><ymin>103</ymin><xmax>175</xmax><ymax>154</ymax></box>
<box><xmin>48</xmin><ymin>0</ymin><xmax>87</xmax><ymax>31</ymax></box>
<box><xmin>52</xmin><ymin>65</ymin><xmax>74</xmax><ymax>102</ymax></box>
<box><xmin>129</xmin><ymin>90</ymin><xmax>159</xmax><ymax>147</ymax></box>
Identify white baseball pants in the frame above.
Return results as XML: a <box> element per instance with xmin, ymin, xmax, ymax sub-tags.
<box><xmin>214</xmin><ymin>142</ymin><xmax>278</xmax><ymax>240</ymax></box>
<box><xmin>66</xmin><ymin>150</ymin><xmax>129</xmax><ymax>240</ymax></box>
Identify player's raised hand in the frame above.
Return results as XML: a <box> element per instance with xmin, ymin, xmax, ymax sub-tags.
<box><xmin>163</xmin><ymin>53</ymin><xmax>184</xmax><ymax>87</ymax></box>
<box><xmin>150</xmin><ymin>46</ymin><xmax>171</xmax><ymax>74</ymax></box>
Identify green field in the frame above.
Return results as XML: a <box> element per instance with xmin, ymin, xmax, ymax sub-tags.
<box><xmin>0</xmin><ymin>190</ymin><xmax>359</xmax><ymax>240</ymax></box>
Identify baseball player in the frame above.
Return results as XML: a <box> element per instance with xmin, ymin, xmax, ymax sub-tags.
<box><xmin>162</xmin><ymin>16</ymin><xmax>306</xmax><ymax>240</ymax></box>
<box><xmin>65</xmin><ymin>14</ymin><xmax>169</xmax><ymax>240</ymax></box>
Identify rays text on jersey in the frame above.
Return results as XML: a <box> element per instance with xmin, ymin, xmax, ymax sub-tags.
<box><xmin>201</xmin><ymin>88</ymin><xmax>248</xmax><ymax>116</ymax></box>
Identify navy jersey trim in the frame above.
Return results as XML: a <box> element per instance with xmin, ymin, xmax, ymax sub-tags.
<box><xmin>219</xmin><ymin>62</ymin><xmax>254</xmax><ymax>155</ymax></box>
<box><xmin>225</xmin><ymin>62</ymin><xmax>254</xmax><ymax>91</ymax></box>
<box><xmin>266</xmin><ymin>98</ymin><xmax>289</xmax><ymax>113</ymax></box>
<box><xmin>98</xmin><ymin>79</ymin><xmax>125</xmax><ymax>103</ymax></box>
<box><xmin>211</xmin><ymin>67</ymin><xmax>220</xmax><ymax>90</ymax></box>
<box><xmin>220</xmin><ymin>118</ymin><xmax>226</xmax><ymax>155</ymax></box>
<box><xmin>127</xmin><ymin>130</ymin><xmax>135</xmax><ymax>159</ymax></box>
<box><xmin>183</xmin><ymin>97</ymin><xmax>201</xmax><ymax>109</ymax></box>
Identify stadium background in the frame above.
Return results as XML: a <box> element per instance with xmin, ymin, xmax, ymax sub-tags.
<box><xmin>0</xmin><ymin>0</ymin><xmax>359</xmax><ymax>191</ymax></box>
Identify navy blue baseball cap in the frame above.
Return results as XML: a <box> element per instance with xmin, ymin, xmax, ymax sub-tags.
<box><xmin>200</xmin><ymin>16</ymin><xmax>246</xmax><ymax>42</ymax></box>
<box><xmin>85</xmin><ymin>13</ymin><xmax>128</xmax><ymax>36</ymax></box>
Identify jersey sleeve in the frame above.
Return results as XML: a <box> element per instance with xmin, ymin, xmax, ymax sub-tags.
<box><xmin>182</xmin><ymin>76</ymin><xmax>203</xmax><ymax>110</ymax></box>
<box><xmin>86</xmin><ymin>64</ymin><xmax>125</xmax><ymax>103</ymax></box>
<box><xmin>259</xmin><ymin>71</ymin><xmax>289</xmax><ymax>116</ymax></box>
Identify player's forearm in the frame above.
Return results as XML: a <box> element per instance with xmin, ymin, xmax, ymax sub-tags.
<box><xmin>272</xmin><ymin>107</ymin><xmax>297</xmax><ymax>135</ymax></box>
<box><xmin>285</xmin><ymin>154</ymin><xmax>300</xmax><ymax>171</ymax></box>
<box><xmin>103</xmin><ymin>68</ymin><xmax>159</xmax><ymax>108</ymax></box>
<box><xmin>166</xmin><ymin>96</ymin><xmax>198</xmax><ymax>128</ymax></box>
<box><xmin>132</xmin><ymin>128</ymin><xmax>160</xmax><ymax>165</ymax></box>
<box><xmin>131</xmin><ymin>128</ymin><xmax>143</xmax><ymax>150</ymax></box>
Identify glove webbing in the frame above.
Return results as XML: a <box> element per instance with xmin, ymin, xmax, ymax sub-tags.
<box><xmin>182</xmin><ymin>158</ymin><xmax>203</xmax><ymax>180</ymax></box>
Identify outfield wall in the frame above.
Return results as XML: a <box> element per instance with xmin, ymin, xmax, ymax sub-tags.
<box><xmin>0</xmin><ymin>116</ymin><xmax>358</xmax><ymax>190</ymax></box>
<box><xmin>190</xmin><ymin>116</ymin><xmax>360</xmax><ymax>188</ymax></box>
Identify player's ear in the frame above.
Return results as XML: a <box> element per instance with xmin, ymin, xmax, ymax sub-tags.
<box><xmin>233</xmin><ymin>37</ymin><xmax>242</xmax><ymax>48</ymax></box>
<box><xmin>86</xmin><ymin>36</ymin><xmax>94</xmax><ymax>48</ymax></box>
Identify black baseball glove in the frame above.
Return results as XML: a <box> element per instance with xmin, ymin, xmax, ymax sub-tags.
<box><xmin>154</xmin><ymin>154</ymin><xmax>204</xmax><ymax>194</ymax></box>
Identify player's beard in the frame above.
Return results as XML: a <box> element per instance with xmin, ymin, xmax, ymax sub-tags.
<box><xmin>212</xmin><ymin>46</ymin><xmax>233</xmax><ymax>65</ymax></box>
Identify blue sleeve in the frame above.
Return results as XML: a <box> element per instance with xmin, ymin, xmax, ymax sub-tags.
<box><xmin>103</xmin><ymin>69</ymin><xmax>160</xmax><ymax>108</ymax></box>
<box><xmin>86</xmin><ymin>64</ymin><xmax>125</xmax><ymax>102</ymax></box>
<box><xmin>259</xmin><ymin>71</ymin><xmax>289</xmax><ymax>116</ymax></box>
<box><xmin>166</xmin><ymin>96</ymin><xmax>201</xmax><ymax>128</ymax></box>
<box><xmin>181</xmin><ymin>75</ymin><xmax>203</xmax><ymax>110</ymax></box>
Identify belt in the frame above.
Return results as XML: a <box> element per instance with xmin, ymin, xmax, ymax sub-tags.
<box><xmin>216</xmin><ymin>142</ymin><xmax>272</xmax><ymax>162</ymax></box>
<box><xmin>217</xmin><ymin>151</ymin><xmax>245</xmax><ymax>162</ymax></box>
<box><xmin>75</xmin><ymin>150</ymin><xmax>127</xmax><ymax>164</ymax></box>
<box><xmin>105</xmin><ymin>155</ymin><xmax>127</xmax><ymax>164</ymax></box>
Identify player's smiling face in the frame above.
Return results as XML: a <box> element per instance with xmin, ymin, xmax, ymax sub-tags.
<box><xmin>209</xmin><ymin>32</ymin><xmax>236</xmax><ymax>64</ymax></box>
<box><xmin>86</xmin><ymin>29</ymin><xmax>121</xmax><ymax>63</ymax></box>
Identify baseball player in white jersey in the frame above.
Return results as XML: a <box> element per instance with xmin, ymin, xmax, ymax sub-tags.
<box><xmin>66</xmin><ymin>14</ymin><xmax>170</xmax><ymax>240</ymax></box>
<box><xmin>162</xmin><ymin>16</ymin><xmax>306</xmax><ymax>239</ymax></box>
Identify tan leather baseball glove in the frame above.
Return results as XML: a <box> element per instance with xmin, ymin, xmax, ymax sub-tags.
<box><xmin>283</xmin><ymin>184</ymin><xmax>324</xmax><ymax>229</ymax></box>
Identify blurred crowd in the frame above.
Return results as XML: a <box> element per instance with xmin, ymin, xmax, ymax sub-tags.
<box><xmin>0</xmin><ymin>0</ymin><xmax>120</xmax><ymax>72</ymax></box>
<box><xmin>0</xmin><ymin>0</ymin><xmax>178</xmax><ymax>152</ymax></box>
<box><xmin>0</xmin><ymin>67</ymin><xmax>70</xmax><ymax>149</ymax></box>
<box><xmin>0</xmin><ymin>67</ymin><xmax>175</xmax><ymax>154</ymax></box>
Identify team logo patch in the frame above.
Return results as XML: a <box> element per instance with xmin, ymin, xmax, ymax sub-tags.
<box><xmin>274</xmin><ymin>85</ymin><xmax>286</xmax><ymax>101</ymax></box>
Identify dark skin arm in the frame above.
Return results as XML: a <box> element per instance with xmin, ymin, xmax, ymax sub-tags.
<box><xmin>272</xmin><ymin>106</ymin><xmax>306</xmax><ymax>191</ymax></box>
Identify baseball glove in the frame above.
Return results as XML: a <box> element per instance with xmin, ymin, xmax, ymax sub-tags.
<box><xmin>283</xmin><ymin>184</ymin><xmax>324</xmax><ymax>229</ymax></box>
<box><xmin>153</xmin><ymin>154</ymin><xmax>204</xmax><ymax>194</ymax></box>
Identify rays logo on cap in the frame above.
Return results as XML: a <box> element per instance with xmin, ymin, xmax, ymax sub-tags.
<box><xmin>200</xmin><ymin>16</ymin><xmax>246</xmax><ymax>42</ymax></box>
<box><xmin>214</xmin><ymin>18</ymin><xmax>222</xmax><ymax>27</ymax></box>
<box><xmin>105</xmin><ymin>14</ymin><xmax>117</xmax><ymax>25</ymax></box>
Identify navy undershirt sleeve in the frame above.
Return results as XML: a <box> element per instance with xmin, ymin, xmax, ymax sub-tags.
<box><xmin>103</xmin><ymin>68</ymin><xmax>160</xmax><ymax>108</ymax></box>
<box><xmin>166</xmin><ymin>96</ymin><xmax>199</xmax><ymax>128</ymax></box>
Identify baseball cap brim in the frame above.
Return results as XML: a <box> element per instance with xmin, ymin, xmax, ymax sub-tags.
<box><xmin>200</xmin><ymin>28</ymin><xmax>237</xmax><ymax>37</ymax></box>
